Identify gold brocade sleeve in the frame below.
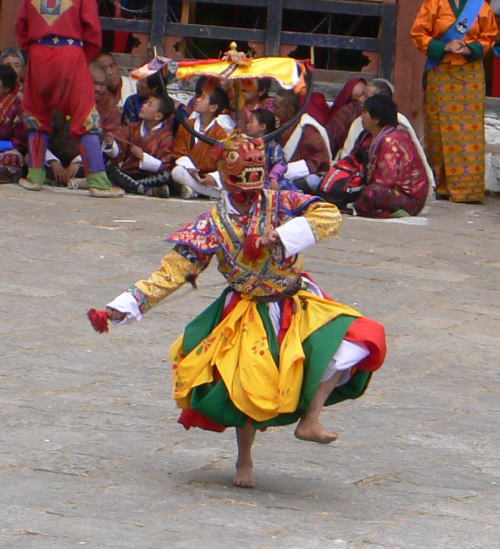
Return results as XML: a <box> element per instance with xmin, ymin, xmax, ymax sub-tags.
<box><xmin>303</xmin><ymin>201</ymin><xmax>342</xmax><ymax>242</ymax></box>
<box><xmin>131</xmin><ymin>249</ymin><xmax>207</xmax><ymax>313</ymax></box>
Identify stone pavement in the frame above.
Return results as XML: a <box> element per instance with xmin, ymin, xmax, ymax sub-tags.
<box><xmin>1</xmin><ymin>183</ymin><xmax>499</xmax><ymax>549</ymax></box>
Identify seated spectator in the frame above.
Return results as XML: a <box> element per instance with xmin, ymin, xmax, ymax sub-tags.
<box><xmin>245</xmin><ymin>107</ymin><xmax>291</xmax><ymax>191</ymax></box>
<box><xmin>122</xmin><ymin>71</ymin><xmax>162</xmax><ymax>126</ymax></box>
<box><xmin>336</xmin><ymin>78</ymin><xmax>435</xmax><ymax>206</ymax></box>
<box><xmin>171</xmin><ymin>84</ymin><xmax>234</xmax><ymax>199</ymax></box>
<box><xmin>0</xmin><ymin>64</ymin><xmax>27</xmax><ymax>183</ymax></box>
<box><xmin>95</xmin><ymin>51</ymin><xmax>136</xmax><ymax>108</ymax></box>
<box><xmin>45</xmin><ymin>109</ymin><xmax>84</xmax><ymax>186</ymax></box>
<box><xmin>90</xmin><ymin>63</ymin><xmax>121</xmax><ymax>135</ymax></box>
<box><xmin>353</xmin><ymin>95</ymin><xmax>429</xmax><ymax>218</ymax></box>
<box><xmin>104</xmin><ymin>94</ymin><xmax>175</xmax><ymax>197</ymax></box>
<box><xmin>272</xmin><ymin>88</ymin><xmax>331</xmax><ymax>192</ymax></box>
<box><xmin>299</xmin><ymin>92</ymin><xmax>330</xmax><ymax>126</ymax></box>
<box><xmin>0</xmin><ymin>47</ymin><xmax>25</xmax><ymax>93</ymax></box>
<box><xmin>326</xmin><ymin>77</ymin><xmax>366</xmax><ymax>156</ymax></box>
<box><xmin>44</xmin><ymin>64</ymin><xmax>121</xmax><ymax>189</ymax></box>
<box><xmin>234</xmin><ymin>77</ymin><xmax>273</xmax><ymax>129</ymax></box>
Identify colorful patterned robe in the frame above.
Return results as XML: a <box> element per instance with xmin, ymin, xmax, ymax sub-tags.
<box><xmin>355</xmin><ymin>127</ymin><xmax>429</xmax><ymax>218</ymax></box>
<box><xmin>280</xmin><ymin>122</ymin><xmax>331</xmax><ymax>176</ymax></box>
<box><xmin>0</xmin><ymin>89</ymin><xmax>27</xmax><ymax>182</ymax></box>
<box><xmin>109</xmin><ymin>190</ymin><xmax>386</xmax><ymax>431</ymax></box>
<box><xmin>173</xmin><ymin>117</ymin><xmax>230</xmax><ymax>175</ymax></box>
<box><xmin>112</xmin><ymin>118</ymin><xmax>175</xmax><ymax>174</ymax></box>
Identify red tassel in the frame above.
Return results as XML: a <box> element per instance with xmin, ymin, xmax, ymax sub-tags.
<box><xmin>243</xmin><ymin>234</ymin><xmax>263</xmax><ymax>262</ymax></box>
<box><xmin>87</xmin><ymin>309</ymin><xmax>109</xmax><ymax>333</ymax></box>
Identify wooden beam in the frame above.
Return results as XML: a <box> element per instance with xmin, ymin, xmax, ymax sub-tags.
<box><xmin>150</xmin><ymin>0</ymin><xmax>169</xmax><ymax>55</ymax></box>
<box><xmin>265</xmin><ymin>0</ymin><xmax>283</xmax><ymax>56</ymax></box>
<box><xmin>166</xmin><ymin>22</ymin><xmax>265</xmax><ymax>42</ymax></box>
<box><xmin>283</xmin><ymin>0</ymin><xmax>383</xmax><ymax>16</ymax></box>
<box><xmin>379</xmin><ymin>3</ymin><xmax>397</xmax><ymax>80</ymax></box>
<box><xmin>281</xmin><ymin>32</ymin><xmax>379</xmax><ymax>51</ymax></box>
<box><xmin>99</xmin><ymin>17</ymin><xmax>150</xmax><ymax>34</ymax></box>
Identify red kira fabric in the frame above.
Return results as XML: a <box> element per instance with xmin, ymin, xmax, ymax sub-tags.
<box><xmin>16</xmin><ymin>0</ymin><xmax>103</xmax><ymax>138</ymax></box>
<box><xmin>16</xmin><ymin>0</ymin><xmax>102</xmax><ymax>62</ymax></box>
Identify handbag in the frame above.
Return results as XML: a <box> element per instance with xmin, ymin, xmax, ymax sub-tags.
<box><xmin>318</xmin><ymin>148</ymin><xmax>368</xmax><ymax>210</ymax></box>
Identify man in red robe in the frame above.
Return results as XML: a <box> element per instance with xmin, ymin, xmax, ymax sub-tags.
<box><xmin>15</xmin><ymin>0</ymin><xmax>123</xmax><ymax>197</ymax></box>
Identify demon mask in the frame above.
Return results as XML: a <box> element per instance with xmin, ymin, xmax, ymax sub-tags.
<box><xmin>216</xmin><ymin>133</ymin><xmax>266</xmax><ymax>194</ymax></box>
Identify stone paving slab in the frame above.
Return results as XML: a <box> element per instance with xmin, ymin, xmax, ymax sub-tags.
<box><xmin>1</xmin><ymin>184</ymin><xmax>499</xmax><ymax>548</ymax></box>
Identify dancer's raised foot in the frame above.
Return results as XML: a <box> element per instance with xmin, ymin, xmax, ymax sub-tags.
<box><xmin>294</xmin><ymin>420</ymin><xmax>338</xmax><ymax>444</ymax></box>
<box><xmin>233</xmin><ymin>462</ymin><xmax>256</xmax><ymax>488</ymax></box>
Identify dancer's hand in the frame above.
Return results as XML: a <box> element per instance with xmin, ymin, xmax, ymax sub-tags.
<box><xmin>105</xmin><ymin>307</ymin><xmax>126</xmax><ymax>321</ymax></box>
<box><xmin>259</xmin><ymin>229</ymin><xmax>281</xmax><ymax>248</ymax></box>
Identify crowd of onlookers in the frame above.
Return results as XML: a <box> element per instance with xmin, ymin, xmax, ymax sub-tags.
<box><xmin>0</xmin><ymin>47</ymin><xmax>433</xmax><ymax>218</ymax></box>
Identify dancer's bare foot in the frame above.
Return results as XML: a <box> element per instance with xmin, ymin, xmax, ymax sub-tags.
<box><xmin>233</xmin><ymin>462</ymin><xmax>256</xmax><ymax>488</ymax></box>
<box><xmin>294</xmin><ymin>420</ymin><xmax>338</xmax><ymax>444</ymax></box>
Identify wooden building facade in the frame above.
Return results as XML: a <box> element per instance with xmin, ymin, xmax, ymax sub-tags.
<box><xmin>0</xmin><ymin>0</ymin><xmax>426</xmax><ymax>130</ymax></box>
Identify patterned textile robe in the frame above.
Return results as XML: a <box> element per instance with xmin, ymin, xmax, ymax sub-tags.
<box><xmin>0</xmin><ymin>89</ymin><xmax>27</xmax><ymax>182</ymax></box>
<box><xmin>355</xmin><ymin>127</ymin><xmax>430</xmax><ymax>218</ymax></box>
<box><xmin>280</xmin><ymin>119</ymin><xmax>331</xmax><ymax>179</ymax></box>
<box><xmin>112</xmin><ymin>118</ymin><xmax>175</xmax><ymax>175</ymax></box>
<box><xmin>107</xmin><ymin>190</ymin><xmax>386</xmax><ymax>431</ymax></box>
<box><xmin>173</xmin><ymin>118</ymin><xmax>230</xmax><ymax>175</ymax></box>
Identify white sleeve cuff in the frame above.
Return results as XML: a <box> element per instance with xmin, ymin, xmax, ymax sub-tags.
<box><xmin>175</xmin><ymin>156</ymin><xmax>197</xmax><ymax>170</ymax></box>
<box><xmin>140</xmin><ymin>153</ymin><xmax>162</xmax><ymax>173</ymax></box>
<box><xmin>104</xmin><ymin>141</ymin><xmax>120</xmax><ymax>158</ymax></box>
<box><xmin>106</xmin><ymin>292</ymin><xmax>143</xmax><ymax>325</ymax></box>
<box><xmin>284</xmin><ymin>159</ymin><xmax>310</xmax><ymax>180</ymax></box>
<box><xmin>45</xmin><ymin>149</ymin><xmax>59</xmax><ymax>164</ymax></box>
<box><xmin>275</xmin><ymin>217</ymin><xmax>316</xmax><ymax>258</ymax></box>
<box><xmin>70</xmin><ymin>155</ymin><xmax>82</xmax><ymax>164</ymax></box>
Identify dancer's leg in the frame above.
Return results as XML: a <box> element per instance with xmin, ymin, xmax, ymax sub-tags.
<box><xmin>234</xmin><ymin>421</ymin><xmax>257</xmax><ymax>488</ymax></box>
<box><xmin>294</xmin><ymin>370</ymin><xmax>343</xmax><ymax>444</ymax></box>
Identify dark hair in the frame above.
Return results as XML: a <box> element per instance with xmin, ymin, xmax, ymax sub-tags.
<box><xmin>275</xmin><ymin>88</ymin><xmax>300</xmax><ymax>113</ymax></box>
<box><xmin>0</xmin><ymin>64</ymin><xmax>17</xmax><ymax>91</ymax></box>
<box><xmin>209</xmin><ymin>86</ymin><xmax>230</xmax><ymax>115</ymax></box>
<box><xmin>152</xmin><ymin>93</ymin><xmax>174</xmax><ymax>120</ymax></box>
<box><xmin>146</xmin><ymin>71</ymin><xmax>162</xmax><ymax>91</ymax></box>
<box><xmin>368</xmin><ymin>78</ymin><xmax>394</xmax><ymax>99</ymax></box>
<box><xmin>96</xmin><ymin>50</ymin><xmax>115</xmax><ymax>61</ymax></box>
<box><xmin>250</xmin><ymin>108</ymin><xmax>276</xmax><ymax>134</ymax></box>
<box><xmin>363</xmin><ymin>95</ymin><xmax>398</xmax><ymax>128</ymax></box>
<box><xmin>257</xmin><ymin>78</ymin><xmax>272</xmax><ymax>100</ymax></box>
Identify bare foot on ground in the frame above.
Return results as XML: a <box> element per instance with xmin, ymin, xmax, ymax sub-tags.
<box><xmin>294</xmin><ymin>420</ymin><xmax>338</xmax><ymax>444</ymax></box>
<box><xmin>233</xmin><ymin>463</ymin><xmax>256</xmax><ymax>488</ymax></box>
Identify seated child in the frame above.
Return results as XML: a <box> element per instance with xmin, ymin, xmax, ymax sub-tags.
<box><xmin>171</xmin><ymin>83</ymin><xmax>234</xmax><ymax>199</ymax></box>
<box><xmin>245</xmin><ymin>107</ymin><xmax>289</xmax><ymax>190</ymax></box>
<box><xmin>235</xmin><ymin>77</ymin><xmax>273</xmax><ymax>130</ymax></box>
<box><xmin>104</xmin><ymin>94</ymin><xmax>175</xmax><ymax>197</ymax></box>
<box><xmin>122</xmin><ymin>71</ymin><xmax>167</xmax><ymax>126</ymax></box>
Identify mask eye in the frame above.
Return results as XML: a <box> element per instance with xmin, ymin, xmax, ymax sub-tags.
<box><xmin>226</xmin><ymin>151</ymin><xmax>239</xmax><ymax>164</ymax></box>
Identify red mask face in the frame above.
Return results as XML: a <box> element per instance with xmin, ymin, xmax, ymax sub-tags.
<box><xmin>216</xmin><ymin>133</ymin><xmax>266</xmax><ymax>193</ymax></box>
